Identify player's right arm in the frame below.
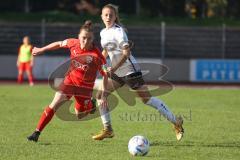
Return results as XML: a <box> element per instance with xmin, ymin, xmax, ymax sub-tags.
<box><xmin>32</xmin><ymin>41</ymin><xmax>63</xmax><ymax>56</ymax></box>
<box><xmin>16</xmin><ymin>47</ymin><xmax>20</xmax><ymax>66</ymax></box>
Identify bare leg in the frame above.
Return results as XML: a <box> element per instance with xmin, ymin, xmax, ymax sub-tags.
<box><xmin>49</xmin><ymin>91</ymin><xmax>69</xmax><ymax>110</ymax></box>
<box><xmin>17</xmin><ymin>70</ymin><xmax>23</xmax><ymax>84</ymax></box>
<box><xmin>136</xmin><ymin>85</ymin><xmax>184</xmax><ymax>141</ymax></box>
<box><xmin>27</xmin><ymin>91</ymin><xmax>69</xmax><ymax>142</ymax></box>
<box><xmin>97</xmin><ymin>78</ymin><xmax>122</xmax><ymax>129</ymax></box>
<box><xmin>26</xmin><ymin>70</ymin><xmax>34</xmax><ymax>86</ymax></box>
<box><xmin>92</xmin><ymin>79</ymin><xmax>122</xmax><ymax>140</ymax></box>
<box><xmin>136</xmin><ymin>85</ymin><xmax>176</xmax><ymax>124</ymax></box>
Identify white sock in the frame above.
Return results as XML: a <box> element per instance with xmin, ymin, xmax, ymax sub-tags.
<box><xmin>146</xmin><ymin>97</ymin><xmax>176</xmax><ymax>124</ymax></box>
<box><xmin>98</xmin><ymin>100</ymin><xmax>112</xmax><ymax>130</ymax></box>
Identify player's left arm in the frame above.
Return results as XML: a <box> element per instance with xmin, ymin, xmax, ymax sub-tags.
<box><xmin>32</xmin><ymin>41</ymin><xmax>63</xmax><ymax>56</ymax></box>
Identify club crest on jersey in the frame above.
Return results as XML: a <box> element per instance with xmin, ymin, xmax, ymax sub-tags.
<box><xmin>71</xmin><ymin>59</ymin><xmax>89</xmax><ymax>71</ymax></box>
<box><xmin>103</xmin><ymin>41</ymin><xmax>117</xmax><ymax>51</ymax></box>
<box><xmin>85</xmin><ymin>56</ymin><xmax>93</xmax><ymax>64</ymax></box>
<box><xmin>73</xmin><ymin>50</ymin><xmax>77</xmax><ymax>56</ymax></box>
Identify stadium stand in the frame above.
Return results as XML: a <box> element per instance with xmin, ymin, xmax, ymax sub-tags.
<box><xmin>0</xmin><ymin>23</ymin><xmax>240</xmax><ymax>58</ymax></box>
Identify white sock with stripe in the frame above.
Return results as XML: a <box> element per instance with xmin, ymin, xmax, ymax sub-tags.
<box><xmin>146</xmin><ymin>97</ymin><xmax>176</xmax><ymax>124</ymax></box>
<box><xmin>98</xmin><ymin>101</ymin><xmax>112</xmax><ymax>131</ymax></box>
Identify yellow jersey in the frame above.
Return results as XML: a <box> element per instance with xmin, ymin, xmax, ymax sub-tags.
<box><xmin>18</xmin><ymin>44</ymin><xmax>33</xmax><ymax>63</ymax></box>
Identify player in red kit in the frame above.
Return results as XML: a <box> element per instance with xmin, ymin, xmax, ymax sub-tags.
<box><xmin>27</xmin><ymin>20</ymin><xmax>108</xmax><ymax>142</ymax></box>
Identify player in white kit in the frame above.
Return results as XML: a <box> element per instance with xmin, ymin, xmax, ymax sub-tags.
<box><xmin>92</xmin><ymin>4</ymin><xmax>184</xmax><ymax>141</ymax></box>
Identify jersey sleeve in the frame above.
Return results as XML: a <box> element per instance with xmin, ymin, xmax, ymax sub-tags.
<box><xmin>60</xmin><ymin>38</ymin><xmax>75</xmax><ymax>48</ymax></box>
<box><xmin>115</xmin><ymin>28</ymin><xmax>129</xmax><ymax>48</ymax></box>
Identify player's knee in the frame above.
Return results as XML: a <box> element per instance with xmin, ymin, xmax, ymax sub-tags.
<box><xmin>26</xmin><ymin>71</ymin><xmax>32</xmax><ymax>75</ymax></box>
<box><xmin>50</xmin><ymin>92</ymin><xmax>68</xmax><ymax>109</ymax></box>
<box><xmin>141</xmin><ymin>97</ymin><xmax>151</xmax><ymax>104</ymax></box>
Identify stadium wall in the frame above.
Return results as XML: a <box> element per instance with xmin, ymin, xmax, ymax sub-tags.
<box><xmin>1</xmin><ymin>55</ymin><xmax>239</xmax><ymax>83</ymax></box>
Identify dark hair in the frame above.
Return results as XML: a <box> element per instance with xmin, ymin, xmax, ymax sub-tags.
<box><xmin>102</xmin><ymin>4</ymin><xmax>121</xmax><ymax>26</ymax></box>
<box><xmin>80</xmin><ymin>20</ymin><xmax>94</xmax><ymax>33</ymax></box>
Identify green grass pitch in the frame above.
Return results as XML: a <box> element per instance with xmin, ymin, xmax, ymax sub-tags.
<box><xmin>0</xmin><ymin>84</ymin><xmax>240</xmax><ymax>160</ymax></box>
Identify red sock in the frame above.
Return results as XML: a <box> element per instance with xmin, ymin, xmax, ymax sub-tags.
<box><xmin>17</xmin><ymin>73</ymin><xmax>23</xmax><ymax>83</ymax></box>
<box><xmin>36</xmin><ymin>106</ymin><xmax>54</xmax><ymax>132</ymax></box>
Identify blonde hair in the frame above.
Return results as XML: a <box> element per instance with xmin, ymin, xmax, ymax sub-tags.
<box><xmin>102</xmin><ymin>4</ymin><xmax>121</xmax><ymax>26</ymax></box>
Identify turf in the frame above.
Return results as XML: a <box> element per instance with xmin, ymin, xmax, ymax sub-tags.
<box><xmin>0</xmin><ymin>84</ymin><xmax>240</xmax><ymax>160</ymax></box>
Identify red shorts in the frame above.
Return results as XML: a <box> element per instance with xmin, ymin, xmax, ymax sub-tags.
<box><xmin>18</xmin><ymin>62</ymin><xmax>32</xmax><ymax>71</ymax></box>
<box><xmin>60</xmin><ymin>75</ymin><xmax>94</xmax><ymax>113</ymax></box>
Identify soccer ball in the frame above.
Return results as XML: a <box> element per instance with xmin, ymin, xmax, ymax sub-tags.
<box><xmin>128</xmin><ymin>135</ymin><xmax>150</xmax><ymax>156</ymax></box>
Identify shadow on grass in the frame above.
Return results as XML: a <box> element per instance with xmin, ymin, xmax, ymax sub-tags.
<box><xmin>37</xmin><ymin>142</ymin><xmax>73</xmax><ymax>146</ymax></box>
<box><xmin>38</xmin><ymin>142</ymin><xmax>52</xmax><ymax>146</ymax></box>
<box><xmin>151</xmin><ymin>140</ymin><xmax>240</xmax><ymax>148</ymax></box>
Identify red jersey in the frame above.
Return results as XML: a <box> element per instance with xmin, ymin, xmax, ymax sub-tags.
<box><xmin>61</xmin><ymin>38</ymin><xmax>106</xmax><ymax>87</ymax></box>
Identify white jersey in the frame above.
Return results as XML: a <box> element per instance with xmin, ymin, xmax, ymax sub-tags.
<box><xmin>100</xmin><ymin>24</ymin><xmax>140</xmax><ymax>77</ymax></box>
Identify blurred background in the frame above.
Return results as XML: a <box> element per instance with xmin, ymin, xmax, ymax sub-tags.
<box><xmin>0</xmin><ymin>0</ymin><xmax>240</xmax><ymax>84</ymax></box>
